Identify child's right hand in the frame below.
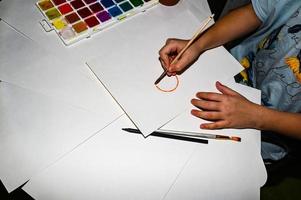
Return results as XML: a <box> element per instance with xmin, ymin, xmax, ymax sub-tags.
<box><xmin>158</xmin><ymin>38</ymin><xmax>203</xmax><ymax>76</ymax></box>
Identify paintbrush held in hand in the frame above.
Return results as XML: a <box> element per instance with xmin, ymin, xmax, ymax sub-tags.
<box><xmin>155</xmin><ymin>14</ymin><xmax>215</xmax><ymax>85</ymax></box>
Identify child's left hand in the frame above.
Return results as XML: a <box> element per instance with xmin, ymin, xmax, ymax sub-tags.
<box><xmin>191</xmin><ymin>81</ymin><xmax>259</xmax><ymax>130</ymax></box>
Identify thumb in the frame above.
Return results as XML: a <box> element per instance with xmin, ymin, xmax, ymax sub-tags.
<box><xmin>170</xmin><ymin>54</ymin><xmax>190</xmax><ymax>73</ymax></box>
<box><xmin>216</xmin><ymin>81</ymin><xmax>240</xmax><ymax>96</ymax></box>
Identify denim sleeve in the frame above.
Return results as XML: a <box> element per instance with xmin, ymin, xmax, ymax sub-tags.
<box><xmin>251</xmin><ymin>0</ymin><xmax>279</xmax><ymax>22</ymax></box>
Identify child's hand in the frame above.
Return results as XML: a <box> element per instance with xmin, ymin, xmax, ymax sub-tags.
<box><xmin>159</xmin><ymin>38</ymin><xmax>202</xmax><ymax>76</ymax></box>
<box><xmin>191</xmin><ymin>81</ymin><xmax>259</xmax><ymax>130</ymax></box>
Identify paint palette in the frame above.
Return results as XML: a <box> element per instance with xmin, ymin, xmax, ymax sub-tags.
<box><xmin>36</xmin><ymin>0</ymin><xmax>158</xmax><ymax>45</ymax></box>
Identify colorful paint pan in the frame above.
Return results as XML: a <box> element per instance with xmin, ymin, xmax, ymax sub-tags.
<box><xmin>52</xmin><ymin>0</ymin><xmax>66</xmax><ymax>5</ymax></box>
<box><xmin>89</xmin><ymin>3</ymin><xmax>104</xmax><ymax>13</ymax></box>
<box><xmin>83</xmin><ymin>0</ymin><xmax>97</xmax><ymax>4</ymax></box>
<box><xmin>96</xmin><ymin>11</ymin><xmax>111</xmax><ymax>22</ymax></box>
<box><xmin>36</xmin><ymin>0</ymin><xmax>158</xmax><ymax>45</ymax></box>
<box><xmin>108</xmin><ymin>6</ymin><xmax>122</xmax><ymax>17</ymax></box>
<box><xmin>70</xmin><ymin>0</ymin><xmax>85</xmax><ymax>9</ymax></box>
<box><xmin>85</xmin><ymin>16</ymin><xmax>100</xmax><ymax>27</ymax></box>
<box><xmin>129</xmin><ymin>0</ymin><xmax>143</xmax><ymax>7</ymax></box>
<box><xmin>58</xmin><ymin>3</ymin><xmax>73</xmax><ymax>14</ymax></box>
<box><xmin>119</xmin><ymin>1</ymin><xmax>133</xmax><ymax>12</ymax></box>
<box><xmin>38</xmin><ymin>0</ymin><xmax>54</xmax><ymax>11</ymax></box>
<box><xmin>73</xmin><ymin>21</ymin><xmax>88</xmax><ymax>33</ymax></box>
<box><xmin>114</xmin><ymin>0</ymin><xmax>124</xmax><ymax>3</ymax></box>
<box><xmin>45</xmin><ymin>8</ymin><xmax>62</xmax><ymax>20</ymax></box>
<box><xmin>53</xmin><ymin>18</ymin><xmax>67</xmax><ymax>29</ymax></box>
<box><xmin>100</xmin><ymin>0</ymin><xmax>115</xmax><ymax>8</ymax></box>
<box><xmin>60</xmin><ymin>26</ymin><xmax>76</xmax><ymax>39</ymax></box>
<box><xmin>77</xmin><ymin>7</ymin><xmax>93</xmax><ymax>18</ymax></box>
<box><xmin>65</xmin><ymin>12</ymin><xmax>80</xmax><ymax>24</ymax></box>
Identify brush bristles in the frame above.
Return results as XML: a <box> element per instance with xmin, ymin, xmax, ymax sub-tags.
<box><xmin>231</xmin><ymin>136</ymin><xmax>241</xmax><ymax>142</ymax></box>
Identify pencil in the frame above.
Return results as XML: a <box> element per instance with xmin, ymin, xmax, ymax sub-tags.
<box><xmin>122</xmin><ymin>128</ymin><xmax>208</xmax><ymax>144</ymax></box>
<box><xmin>154</xmin><ymin>14</ymin><xmax>215</xmax><ymax>85</ymax></box>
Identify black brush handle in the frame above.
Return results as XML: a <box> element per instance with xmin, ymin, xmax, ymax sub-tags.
<box><xmin>122</xmin><ymin>128</ymin><xmax>208</xmax><ymax>144</ymax></box>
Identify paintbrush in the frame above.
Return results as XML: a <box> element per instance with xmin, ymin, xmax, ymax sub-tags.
<box><xmin>155</xmin><ymin>14</ymin><xmax>215</xmax><ymax>85</ymax></box>
<box><xmin>159</xmin><ymin>129</ymin><xmax>241</xmax><ymax>142</ymax></box>
<box><xmin>123</xmin><ymin>128</ymin><xmax>241</xmax><ymax>142</ymax></box>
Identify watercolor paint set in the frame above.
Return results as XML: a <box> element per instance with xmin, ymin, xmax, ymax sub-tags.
<box><xmin>36</xmin><ymin>0</ymin><xmax>158</xmax><ymax>45</ymax></box>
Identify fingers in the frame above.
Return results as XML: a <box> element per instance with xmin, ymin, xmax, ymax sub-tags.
<box><xmin>158</xmin><ymin>38</ymin><xmax>187</xmax><ymax>74</ymax></box>
<box><xmin>191</xmin><ymin>90</ymin><xmax>230</xmax><ymax>130</ymax></box>
<box><xmin>200</xmin><ymin>121</ymin><xmax>229</xmax><ymax>129</ymax></box>
<box><xmin>169</xmin><ymin>52</ymin><xmax>191</xmax><ymax>73</ymax></box>
<box><xmin>158</xmin><ymin>38</ymin><xmax>179</xmax><ymax>68</ymax></box>
<box><xmin>158</xmin><ymin>58</ymin><xmax>174</xmax><ymax>76</ymax></box>
<box><xmin>195</xmin><ymin>82</ymin><xmax>242</xmax><ymax>100</ymax></box>
<box><xmin>189</xmin><ymin>82</ymin><xmax>248</xmax><ymax>130</ymax></box>
<box><xmin>195</xmin><ymin>91</ymin><xmax>224</xmax><ymax>102</ymax></box>
<box><xmin>191</xmin><ymin>109</ymin><xmax>222</xmax><ymax>121</ymax></box>
<box><xmin>215</xmin><ymin>81</ymin><xmax>240</xmax><ymax>96</ymax></box>
<box><xmin>191</xmin><ymin>98</ymin><xmax>220</xmax><ymax>111</ymax></box>
<box><xmin>191</xmin><ymin>108</ymin><xmax>230</xmax><ymax>129</ymax></box>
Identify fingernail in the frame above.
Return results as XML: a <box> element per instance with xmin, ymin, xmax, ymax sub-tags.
<box><xmin>216</xmin><ymin>81</ymin><xmax>223</xmax><ymax>86</ymax></box>
<box><xmin>191</xmin><ymin>109</ymin><xmax>197</xmax><ymax>115</ymax></box>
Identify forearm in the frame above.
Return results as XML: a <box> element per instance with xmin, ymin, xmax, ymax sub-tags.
<box><xmin>195</xmin><ymin>4</ymin><xmax>262</xmax><ymax>52</ymax></box>
<box><xmin>254</xmin><ymin>105</ymin><xmax>301</xmax><ymax>139</ymax></box>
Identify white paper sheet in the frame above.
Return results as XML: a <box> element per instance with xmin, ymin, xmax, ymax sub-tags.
<box><xmin>87</xmin><ymin>3</ymin><xmax>243</xmax><ymax>136</ymax></box>
<box><xmin>0</xmin><ymin>81</ymin><xmax>119</xmax><ymax>192</ymax></box>
<box><xmin>0</xmin><ymin>0</ymin><xmax>122</xmax><ymax>82</ymax></box>
<box><xmin>161</xmin><ymin>80</ymin><xmax>268</xmax><ymax>186</ymax></box>
<box><xmin>0</xmin><ymin>20</ymin><xmax>123</xmax><ymax>117</ymax></box>
<box><xmin>23</xmin><ymin>114</ymin><xmax>265</xmax><ymax>200</ymax></box>
<box><xmin>23</xmin><ymin>115</ymin><xmax>199</xmax><ymax>200</ymax></box>
<box><xmin>164</xmin><ymin>139</ymin><xmax>263</xmax><ymax>200</ymax></box>
<box><xmin>161</xmin><ymin>80</ymin><xmax>267</xmax><ymax>197</ymax></box>
<box><xmin>184</xmin><ymin>0</ymin><xmax>212</xmax><ymax>20</ymax></box>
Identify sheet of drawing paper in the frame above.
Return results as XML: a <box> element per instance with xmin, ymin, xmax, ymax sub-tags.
<box><xmin>164</xmin><ymin>139</ymin><xmax>263</xmax><ymax>200</ymax></box>
<box><xmin>0</xmin><ymin>81</ymin><xmax>120</xmax><ymax>192</ymax></box>
<box><xmin>87</xmin><ymin>3</ymin><xmax>243</xmax><ymax>136</ymax></box>
<box><xmin>0</xmin><ymin>0</ymin><xmax>119</xmax><ymax>80</ymax></box>
<box><xmin>23</xmin><ymin>115</ymin><xmax>199</xmax><ymax>200</ymax></box>
<box><xmin>164</xmin><ymin>79</ymin><xmax>267</xmax><ymax>197</ymax></box>
<box><xmin>161</xmin><ymin>80</ymin><xmax>267</xmax><ymax>186</ymax></box>
<box><xmin>23</xmin><ymin>115</ymin><xmax>264</xmax><ymax>200</ymax></box>
<box><xmin>0</xmin><ymin>21</ymin><xmax>123</xmax><ymax>118</ymax></box>
<box><xmin>185</xmin><ymin>0</ymin><xmax>212</xmax><ymax>20</ymax></box>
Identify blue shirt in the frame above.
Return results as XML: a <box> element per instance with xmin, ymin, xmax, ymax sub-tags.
<box><xmin>231</xmin><ymin>0</ymin><xmax>301</xmax><ymax>113</ymax></box>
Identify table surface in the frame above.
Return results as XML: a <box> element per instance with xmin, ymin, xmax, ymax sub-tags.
<box><xmin>0</xmin><ymin>0</ymin><xmax>267</xmax><ymax>199</ymax></box>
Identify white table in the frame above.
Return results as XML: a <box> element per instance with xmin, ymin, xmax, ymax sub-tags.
<box><xmin>0</xmin><ymin>0</ymin><xmax>267</xmax><ymax>199</ymax></box>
